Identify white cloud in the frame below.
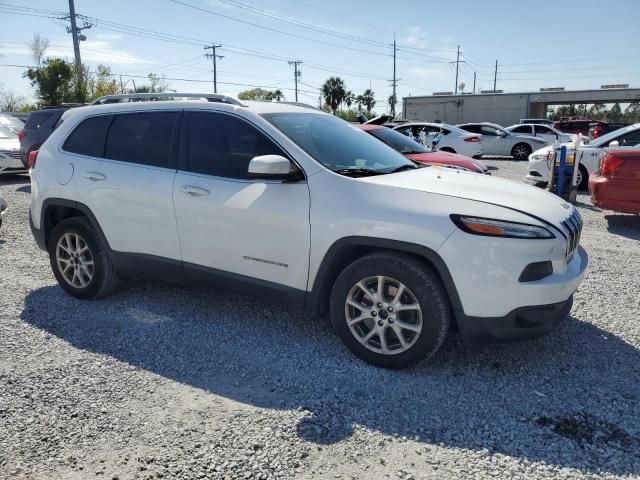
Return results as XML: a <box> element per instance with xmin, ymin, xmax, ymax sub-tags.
<box><xmin>409</xmin><ymin>66</ymin><xmax>443</xmax><ymax>79</ymax></box>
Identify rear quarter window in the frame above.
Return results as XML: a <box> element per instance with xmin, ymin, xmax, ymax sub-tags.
<box><xmin>63</xmin><ymin>115</ymin><xmax>113</xmax><ymax>157</ymax></box>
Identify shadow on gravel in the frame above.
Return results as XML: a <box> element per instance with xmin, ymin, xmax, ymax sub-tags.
<box><xmin>605</xmin><ymin>214</ymin><xmax>640</xmax><ymax>240</ymax></box>
<box><xmin>21</xmin><ymin>284</ymin><xmax>640</xmax><ymax>476</ymax></box>
<box><xmin>16</xmin><ymin>184</ymin><xmax>31</xmax><ymax>194</ymax></box>
<box><xmin>0</xmin><ymin>174</ymin><xmax>29</xmax><ymax>186</ymax></box>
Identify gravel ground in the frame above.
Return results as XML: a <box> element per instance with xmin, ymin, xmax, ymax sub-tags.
<box><xmin>1</xmin><ymin>160</ymin><xmax>639</xmax><ymax>480</ymax></box>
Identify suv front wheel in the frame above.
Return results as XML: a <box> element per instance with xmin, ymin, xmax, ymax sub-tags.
<box><xmin>330</xmin><ymin>252</ymin><xmax>451</xmax><ymax>369</ymax></box>
<box><xmin>48</xmin><ymin>217</ymin><xmax>119</xmax><ymax>300</ymax></box>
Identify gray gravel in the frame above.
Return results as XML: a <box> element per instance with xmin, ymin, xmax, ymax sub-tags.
<box><xmin>1</xmin><ymin>159</ymin><xmax>639</xmax><ymax>480</ymax></box>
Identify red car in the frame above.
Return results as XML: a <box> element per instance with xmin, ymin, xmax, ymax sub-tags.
<box><xmin>589</xmin><ymin>150</ymin><xmax>640</xmax><ymax>214</ymax></box>
<box><xmin>357</xmin><ymin>124</ymin><xmax>489</xmax><ymax>174</ymax></box>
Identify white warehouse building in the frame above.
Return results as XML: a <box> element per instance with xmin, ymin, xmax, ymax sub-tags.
<box><xmin>401</xmin><ymin>87</ymin><xmax>640</xmax><ymax>126</ymax></box>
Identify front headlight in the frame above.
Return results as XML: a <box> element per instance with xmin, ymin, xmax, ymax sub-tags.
<box><xmin>450</xmin><ymin>215</ymin><xmax>555</xmax><ymax>239</ymax></box>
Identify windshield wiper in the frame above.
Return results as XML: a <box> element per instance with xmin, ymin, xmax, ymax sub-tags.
<box><xmin>389</xmin><ymin>164</ymin><xmax>419</xmax><ymax>173</ymax></box>
<box><xmin>334</xmin><ymin>168</ymin><xmax>384</xmax><ymax>177</ymax></box>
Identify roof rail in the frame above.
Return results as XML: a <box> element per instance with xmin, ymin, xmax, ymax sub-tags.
<box><xmin>274</xmin><ymin>101</ymin><xmax>321</xmax><ymax>111</ymax></box>
<box><xmin>90</xmin><ymin>92</ymin><xmax>245</xmax><ymax>106</ymax></box>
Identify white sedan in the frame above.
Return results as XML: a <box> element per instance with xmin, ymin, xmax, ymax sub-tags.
<box><xmin>458</xmin><ymin>122</ymin><xmax>550</xmax><ymax>160</ymax></box>
<box><xmin>0</xmin><ymin>124</ymin><xmax>26</xmax><ymax>175</ymax></box>
<box><xmin>526</xmin><ymin>123</ymin><xmax>640</xmax><ymax>189</ymax></box>
<box><xmin>391</xmin><ymin>122</ymin><xmax>484</xmax><ymax>158</ymax></box>
<box><xmin>505</xmin><ymin>123</ymin><xmax>575</xmax><ymax>144</ymax></box>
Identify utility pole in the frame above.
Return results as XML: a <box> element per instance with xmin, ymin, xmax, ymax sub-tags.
<box><xmin>493</xmin><ymin>60</ymin><xmax>498</xmax><ymax>91</ymax></box>
<box><xmin>64</xmin><ymin>0</ymin><xmax>91</xmax><ymax>91</ymax></box>
<box><xmin>473</xmin><ymin>71</ymin><xmax>477</xmax><ymax>94</ymax></box>
<box><xmin>389</xmin><ymin>34</ymin><xmax>398</xmax><ymax>118</ymax></box>
<box><xmin>288</xmin><ymin>60</ymin><xmax>302</xmax><ymax>102</ymax></box>
<box><xmin>454</xmin><ymin>45</ymin><xmax>460</xmax><ymax>94</ymax></box>
<box><xmin>204</xmin><ymin>44</ymin><xmax>223</xmax><ymax>93</ymax></box>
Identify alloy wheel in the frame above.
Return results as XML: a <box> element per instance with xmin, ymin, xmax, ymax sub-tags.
<box><xmin>344</xmin><ymin>275</ymin><xmax>423</xmax><ymax>355</ymax></box>
<box><xmin>56</xmin><ymin>233</ymin><xmax>94</xmax><ymax>288</ymax></box>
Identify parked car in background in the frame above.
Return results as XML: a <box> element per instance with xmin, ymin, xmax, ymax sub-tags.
<box><xmin>0</xmin><ymin>124</ymin><xmax>26</xmax><ymax>175</ymax></box>
<box><xmin>588</xmin><ymin>122</ymin><xmax>631</xmax><ymax>140</ymax></box>
<box><xmin>29</xmin><ymin>93</ymin><xmax>588</xmax><ymax>369</ymax></box>
<box><xmin>589</xmin><ymin>150</ymin><xmax>640</xmax><ymax>214</ymax></box>
<box><xmin>391</xmin><ymin>122</ymin><xmax>484</xmax><ymax>158</ymax></box>
<box><xmin>0</xmin><ymin>191</ymin><xmax>7</xmax><ymax>229</ymax></box>
<box><xmin>20</xmin><ymin>107</ymin><xmax>73</xmax><ymax>167</ymax></box>
<box><xmin>520</xmin><ymin>118</ymin><xmax>553</xmax><ymax>126</ymax></box>
<box><xmin>358</xmin><ymin>124</ymin><xmax>489</xmax><ymax>174</ymax></box>
<box><xmin>0</xmin><ymin>114</ymin><xmax>25</xmax><ymax>135</ymax></box>
<box><xmin>554</xmin><ymin>119</ymin><xmax>593</xmax><ymax>136</ymax></box>
<box><xmin>506</xmin><ymin>123</ymin><xmax>574</xmax><ymax>144</ymax></box>
<box><xmin>527</xmin><ymin>123</ymin><xmax>640</xmax><ymax>189</ymax></box>
<box><xmin>458</xmin><ymin>122</ymin><xmax>549</xmax><ymax>160</ymax></box>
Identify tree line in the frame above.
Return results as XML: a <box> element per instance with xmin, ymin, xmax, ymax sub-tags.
<box><xmin>549</xmin><ymin>102</ymin><xmax>640</xmax><ymax>123</ymax></box>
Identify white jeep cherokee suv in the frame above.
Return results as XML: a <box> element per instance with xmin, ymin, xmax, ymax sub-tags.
<box><xmin>29</xmin><ymin>93</ymin><xmax>588</xmax><ymax>369</ymax></box>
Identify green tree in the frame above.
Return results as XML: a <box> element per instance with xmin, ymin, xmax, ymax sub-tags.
<box><xmin>87</xmin><ymin>64</ymin><xmax>118</xmax><ymax>101</ymax></box>
<box><xmin>272</xmin><ymin>89</ymin><xmax>285</xmax><ymax>101</ymax></box>
<box><xmin>361</xmin><ymin>89</ymin><xmax>376</xmax><ymax>116</ymax></box>
<box><xmin>238</xmin><ymin>88</ymin><xmax>273</xmax><ymax>101</ymax></box>
<box><xmin>588</xmin><ymin>103</ymin><xmax>608</xmax><ymax>120</ymax></box>
<box><xmin>24</xmin><ymin>58</ymin><xmax>74</xmax><ymax>106</ymax></box>
<box><xmin>355</xmin><ymin>94</ymin><xmax>364</xmax><ymax>113</ymax></box>
<box><xmin>609</xmin><ymin>102</ymin><xmax>623</xmax><ymax>122</ymax></box>
<box><xmin>321</xmin><ymin>77</ymin><xmax>346</xmax><ymax>115</ymax></box>
<box><xmin>624</xmin><ymin>101</ymin><xmax>640</xmax><ymax>122</ymax></box>
<box><xmin>344</xmin><ymin>90</ymin><xmax>354</xmax><ymax>111</ymax></box>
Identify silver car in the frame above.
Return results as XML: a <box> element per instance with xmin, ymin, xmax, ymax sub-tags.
<box><xmin>0</xmin><ymin>191</ymin><xmax>7</xmax><ymax>229</ymax></box>
<box><xmin>458</xmin><ymin>122</ymin><xmax>549</xmax><ymax>160</ymax></box>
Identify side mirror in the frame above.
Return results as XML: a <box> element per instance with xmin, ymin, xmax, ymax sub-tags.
<box><xmin>248</xmin><ymin>155</ymin><xmax>301</xmax><ymax>180</ymax></box>
<box><xmin>608</xmin><ymin>140</ymin><xmax>620</xmax><ymax>148</ymax></box>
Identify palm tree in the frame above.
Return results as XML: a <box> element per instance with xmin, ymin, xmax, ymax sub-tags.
<box><xmin>321</xmin><ymin>77</ymin><xmax>346</xmax><ymax>115</ymax></box>
<box><xmin>272</xmin><ymin>89</ymin><xmax>285</xmax><ymax>102</ymax></box>
<box><xmin>344</xmin><ymin>90</ymin><xmax>355</xmax><ymax>111</ymax></box>
<box><xmin>361</xmin><ymin>89</ymin><xmax>376</xmax><ymax>116</ymax></box>
<box><xmin>355</xmin><ymin>94</ymin><xmax>364</xmax><ymax>113</ymax></box>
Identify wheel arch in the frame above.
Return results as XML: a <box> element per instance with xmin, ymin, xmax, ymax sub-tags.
<box><xmin>41</xmin><ymin>198</ymin><xmax>112</xmax><ymax>252</ymax></box>
<box><xmin>306</xmin><ymin>236</ymin><xmax>463</xmax><ymax>319</ymax></box>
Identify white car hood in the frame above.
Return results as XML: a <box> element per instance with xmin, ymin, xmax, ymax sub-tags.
<box><xmin>361</xmin><ymin>166</ymin><xmax>574</xmax><ymax>227</ymax></box>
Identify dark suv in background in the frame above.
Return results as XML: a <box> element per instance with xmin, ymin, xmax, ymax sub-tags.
<box><xmin>19</xmin><ymin>106</ymin><xmax>77</xmax><ymax>167</ymax></box>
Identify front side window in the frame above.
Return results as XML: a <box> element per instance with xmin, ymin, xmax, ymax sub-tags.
<box><xmin>63</xmin><ymin>115</ymin><xmax>112</xmax><ymax>157</ymax></box>
<box><xmin>512</xmin><ymin>126</ymin><xmax>531</xmax><ymax>134</ymax></box>
<box><xmin>105</xmin><ymin>112</ymin><xmax>177</xmax><ymax>168</ymax></box>
<box><xmin>535</xmin><ymin>125</ymin><xmax>553</xmax><ymax>135</ymax></box>
<box><xmin>368</xmin><ymin>127</ymin><xmax>427</xmax><ymax>154</ymax></box>
<box><xmin>185</xmin><ymin>112</ymin><xmax>285</xmax><ymax>179</ymax></box>
<box><xmin>460</xmin><ymin>124</ymin><xmax>481</xmax><ymax>134</ymax></box>
<box><xmin>480</xmin><ymin>125</ymin><xmax>500</xmax><ymax>136</ymax></box>
<box><xmin>263</xmin><ymin>113</ymin><xmax>416</xmax><ymax>175</ymax></box>
<box><xmin>618</xmin><ymin>130</ymin><xmax>640</xmax><ymax>147</ymax></box>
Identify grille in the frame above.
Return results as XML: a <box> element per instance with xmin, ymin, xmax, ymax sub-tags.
<box><xmin>0</xmin><ymin>150</ymin><xmax>21</xmax><ymax>160</ymax></box>
<box><xmin>561</xmin><ymin>208</ymin><xmax>583</xmax><ymax>259</ymax></box>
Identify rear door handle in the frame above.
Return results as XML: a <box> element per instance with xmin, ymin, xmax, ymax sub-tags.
<box><xmin>181</xmin><ymin>185</ymin><xmax>210</xmax><ymax>196</ymax></box>
<box><xmin>85</xmin><ymin>172</ymin><xmax>106</xmax><ymax>181</ymax></box>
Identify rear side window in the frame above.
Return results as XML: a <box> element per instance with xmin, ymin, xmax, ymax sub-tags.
<box><xmin>461</xmin><ymin>125</ymin><xmax>481</xmax><ymax>134</ymax></box>
<box><xmin>105</xmin><ymin>112</ymin><xmax>177</xmax><ymax>168</ymax></box>
<box><xmin>511</xmin><ymin>125</ymin><xmax>531</xmax><ymax>134</ymax></box>
<box><xmin>185</xmin><ymin>111</ymin><xmax>285</xmax><ymax>179</ymax></box>
<box><xmin>63</xmin><ymin>115</ymin><xmax>112</xmax><ymax>157</ymax></box>
<box><xmin>25</xmin><ymin>110</ymin><xmax>57</xmax><ymax>129</ymax></box>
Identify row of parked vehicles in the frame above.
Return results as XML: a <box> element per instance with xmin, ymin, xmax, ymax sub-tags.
<box><xmin>0</xmin><ymin>95</ymin><xmax>635</xmax><ymax>368</ymax></box>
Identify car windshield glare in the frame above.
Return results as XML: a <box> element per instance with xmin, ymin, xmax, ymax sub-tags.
<box><xmin>0</xmin><ymin>124</ymin><xmax>17</xmax><ymax>139</ymax></box>
<box><xmin>262</xmin><ymin>113</ymin><xmax>415</xmax><ymax>174</ymax></box>
<box><xmin>368</xmin><ymin>127</ymin><xmax>428</xmax><ymax>154</ymax></box>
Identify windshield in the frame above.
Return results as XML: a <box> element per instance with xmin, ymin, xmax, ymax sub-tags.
<box><xmin>368</xmin><ymin>127</ymin><xmax>428</xmax><ymax>154</ymax></box>
<box><xmin>591</xmin><ymin>125</ymin><xmax>638</xmax><ymax>147</ymax></box>
<box><xmin>0</xmin><ymin>124</ymin><xmax>17</xmax><ymax>139</ymax></box>
<box><xmin>262</xmin><ymin>113</ymin><xmax>415</xmax><ymax>175</ymax></box>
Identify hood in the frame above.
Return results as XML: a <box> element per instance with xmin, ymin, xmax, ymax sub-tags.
<box><xmin>405</xmin><ymin>151</ymin><xmax>487</xmax><ymax>173</ymax></box>
<box><xmin>361</xmin><ymin>166</ymin><xmax>575</xmax><ymax>228</ymax></box>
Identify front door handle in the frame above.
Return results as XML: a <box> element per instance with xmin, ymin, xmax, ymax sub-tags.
<box><xmin>181</xmin><ymin>185</ymin><xmax>210</xmax><ymax>196</ymax></box>
<box><xmin>85</xmin><ymin>172</ymin><xmax>106</xmax><ymax>181</ymax></box>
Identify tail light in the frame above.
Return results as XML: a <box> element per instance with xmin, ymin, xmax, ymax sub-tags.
<box><xmin>28</xmin><ymin>149</ymin><xmax>39</xmax><ymax>169</ymax></box>
<box><xmin>18</xmin><ymin>130</ymin><xmax>26</xmax><ymax>141</ymax></box>
<box><xmin>464</xmin><ymin>136</ymin><xmax>481</xmax><ymax>142</ymax></box>
<box><xmin>600</xmin><ymin>153</ymin><xmax>624</xmax><ymax>175</ymax></box>
<box><xmin>592</xmin><ymin>125</ymin><xmax>603</xmax><ymax>139</ymax></box>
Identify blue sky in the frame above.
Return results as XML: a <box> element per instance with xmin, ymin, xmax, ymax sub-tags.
<box><xmin>1</xmin><ymin>0</ymin><xmax>639</xmax><ymax>111</ymax></box>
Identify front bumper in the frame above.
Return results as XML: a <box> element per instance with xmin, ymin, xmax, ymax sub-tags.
<box><xmin>526</xmin><ymin>157</ymin><xmax>551</xmax><ymax>183</ymax></box>
<box><xmin>454</xmin><ymin>246</ymin><xmax>587</xmax><ymax>343</ymax></box>
<box><xmin>0</xmin><ymin>152</ymin><xmax>27</xmax><ymax>173</ymax></box>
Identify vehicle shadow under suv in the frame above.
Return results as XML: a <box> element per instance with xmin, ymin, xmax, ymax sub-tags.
<box><xmin>20</xmin><ymin>283</ymin><xmax>640</xmax><ymax>477</ymax></box>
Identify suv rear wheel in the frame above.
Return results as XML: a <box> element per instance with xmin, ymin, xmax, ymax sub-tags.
<box><xmin>330</xmin><ymin>252</ymin><xmax>450</xmax><ymax>369</ymax></box>
<box><xmin>48</xmin><ymin>217</ymin><xmax>119</xmax><ymax>299</ymax></box>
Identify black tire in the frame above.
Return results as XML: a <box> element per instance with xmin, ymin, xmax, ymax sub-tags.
<box><xmin>576</xmin><ymin>165</ymin><xmax>588</xmax><ymax>191</ymax></box>
<box><xmin>511</xmin><ymin>143</ymin><xmax>532</xmax><ymax>161</ymax></box>
<box><xmin>439</xmin><ymin>147</ymin><xmax>455</xmax><ymax>153</ymax></box>
<box><xmin>48</xmin><ymin>216</ymin><xmax>119</xmax><ymax>300</ymax></box>
<box><xmin>330</xmin><ymin>252</ymin><xmax>451</xmax><ymax>369</ymax></box>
